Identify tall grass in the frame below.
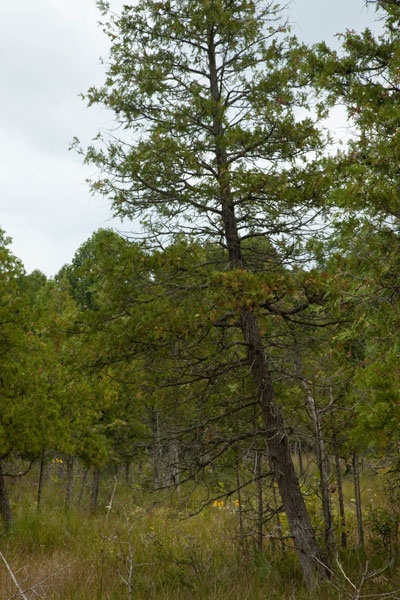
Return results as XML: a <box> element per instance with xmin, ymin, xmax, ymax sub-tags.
<box><xmin>0</xmin><ymin>463</ymin><xmax>399</xmax><ymax>599</ymax></box>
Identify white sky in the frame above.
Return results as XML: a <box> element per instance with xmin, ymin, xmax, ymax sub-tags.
<box><xmin>1</xmin><ymin>0</ymin><xmax>379</xmax><ymax>276</ymax></box>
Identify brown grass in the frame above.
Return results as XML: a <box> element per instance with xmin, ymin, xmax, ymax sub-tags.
<box><xmin>0</xmin><ymin>464</ymin><xmax>399</xmax><ymax>599</ymax></box>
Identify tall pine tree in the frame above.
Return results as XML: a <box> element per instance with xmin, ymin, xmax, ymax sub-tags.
<box><xmin>77</xmin><ymin>0</ymin><xmax>332</xmax><ymax>582</ymax></box>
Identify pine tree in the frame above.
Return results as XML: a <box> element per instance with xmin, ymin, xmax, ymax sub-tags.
<box><xmin>77</xmin><ymin>0</ymin><xmax>332</xmax><ymax>582</ymax></box>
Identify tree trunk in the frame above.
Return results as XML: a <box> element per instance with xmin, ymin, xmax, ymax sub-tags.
<box><xmin>124</xmin><ymin>460</ymin><xmax>130</xmax><ymax>485</ymax></box>
<box><xmin>206</xmin><ymin>30</ymin><xmax>326</xmax><ymax>584</ymax></box>
<box><xmin>57</xmin><ymin>456</ymin><xmax>65</xmax><ymax>479</ymax></box>
<box><xmin>65</xmin><ymin>455</ymin><xmax>74</xmax><ymax>509</ymax></box>
<box><xmin>0</xmin><ymin>462</ymin><xmax>12</xmax><ymax>532</ymax></box>
<box><xmin>300</xmin><ymin>379</ymin><xmax>336</xmax><ymax>555</ymax></box>
<box><xmin>151</xmin><ymin>411</ymin><xmax>161</xmax><ymax>488</ymax></box>
<box><xmin>78</xmin><ymin>466</ymin><xmax>89</xmax><ymax>505</ymax></box>
<box><xmin>37</xmin><ymin>447</ymin><xmax>47</xmax><ymax>511</ymax></box>
<box><xmin>168</xmin><ymin>438</ymin><xmax>180</xmax><ymax>495</ymax></box>
<box><xmin>256</xmin><ymin>450</ymin><xmax>263</xmax><ymax>551</ymax></box>
<box><xmin>235</xmin><ymin>450</ymin><xmax>244</xmax><ymax>546</ymax></box>
<box><xmin>241</xmin><ymin>310</ymin><xmax>326</xmax><ymax>584</ymax></box>
<box><xmin>90</xmin><ymin>467</ymin><xmax>101</xmax><ymax>512</ymax></box>
<box><xmin>272</xmin><ymin>475</ymin><xmax>286</xmax><ymax>555</ymax></box>
<box><xmin>297</xmin><ymin>440</ymin><xmax>305</xmax><ymax>477</ymax></box>
<box><xmin>352</xmin><ymin>452</ymin><xmax>364</xmax><ymax>550</ymax></box>
<box><xmin>334</xmin><ymin>446</ymin><xmax>347</xmax><ymax>548</ymax></box>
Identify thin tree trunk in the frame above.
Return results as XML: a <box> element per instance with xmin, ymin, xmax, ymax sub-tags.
<box><xmin>297</xmin><ymin>440</ymin><xmax>305</xmax><ymax>477</ymax></box>
<box><xmin>334</xmin><ymin>446</ymin><xmax>347</xmax><ymax>548</ymax></box>
<box><xmin>90</xmin><ymin>467</ymin><xmax>101</xmax><ymax>512</ymax></box>
<box><xmin>65</xmin><ymin>455</ymin><xmax>74</xmax><ymax>509</ymax></box>
<box><xmin>152</xmin><ymin>411</ymin><xmax>161</xmax><ymax>488</ymax></box>
<box><xmin>78</xmin><ymin>466</ymin><xmax>89</xmax><ymax>505</ymax></box>
<box><xmin>272</xmin><ymin>476</ymin><xmax>286</xmax><ymax>555</ymax></box>
<box><xmin>57</xmin><ymin>456</ymin><xmax>65</xmax><ymax>479</ymax></box>
<box><xmin>235</xmin><ymin>450</ymin><xmax>244</xmax><ymax>546</ymax></box>
<box><xmin>124</xmin><ymin>460</ymin><xmax>130</xmax><ymax>485</ymax></box>
<box><xmin>0</xmin><ymin>462</ymin><xmax>12</xmax><ymax>532</ymax></box>
<box><xmin>37</xmin><ymin>447</ymin><xmax>46</xmax><ymax>511</ymax></box>
<box><xmin>352</xmin><ymin>452</ymin><xmax>364</xmax><ymax>550</ymax></box>
<box><xmin>256</xmin><ymin>450</ymin><xmax>263</xmax><ymax>551</ymax></box>
<box><xmin>300</xmin><ymin>379</ymin><xmax>336</xmax><ymax>555</ymax></box>
<box><xmin>169</xmin><ymin>438</ymin><xmax>180</xmax><ymax>495</ymax></box>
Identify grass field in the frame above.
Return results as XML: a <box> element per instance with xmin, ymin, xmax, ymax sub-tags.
<box><xmin>0</xmin><ymin>461</ymin><xmax>399</xmax><ymax>599</ymax></box>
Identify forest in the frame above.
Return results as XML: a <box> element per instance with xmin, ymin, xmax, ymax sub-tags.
<box><xmin>1</xmin><ymin>0</ymin><xmax>400</xmax><ymax>598</ymax></box>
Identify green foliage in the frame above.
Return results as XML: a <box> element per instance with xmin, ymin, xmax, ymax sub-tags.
<box><xmin>312</xmin><ymin>0</ymin><xmax>400</xmax><ymax>219</ymax></box>
<box><xmin>78</xmin><ymin>0</ymin><xmax>329</xmax><ymax>259</ymax></box>
<box><xmin>0</xmin><ymin>229</ymin><xmax>53</xmax><ymax>458</ymax></box>
<box><xmin>366</xmin><ymin>505</ymin><xmax>399</xmax><ymax>552</ymax></box>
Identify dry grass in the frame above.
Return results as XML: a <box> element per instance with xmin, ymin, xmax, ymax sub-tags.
<box><xmin>0</xmin><ymin>464</ymin><xmax>399</xmax><ymax>599</ymax></box>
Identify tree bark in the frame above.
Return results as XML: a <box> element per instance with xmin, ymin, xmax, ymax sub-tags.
<box><xmin>151</xmin><ymin>410</ymin><xmax>161</xmax><ymax>488</ymax></box>
<box><xmin>235</xmin><ymin>450</ymin><xmax>244</xmax><ymax>546</ymax></box>
<box><xmin>90</xmin><ymin>467</ymin><xmax>101</xmax><ymax>512</ymax></box>
<box><xmin>168</xmin><ymin>438</ymin><xmax>180</xmax><ymax>495</ymax></box>
<box><xmin>37</xmin><ymin>447</ymin><xmax>47</xmax><ymax>511</ymax></box>
<box><xmin>352</xmin><ymin>452</ymin><xmax>364</xmax><ymax>550</ymax></box>
<box><xmin>241</xmin><ymin>310</ymin><xmax>326</xmax><ymax>583</ymax></box>
<box><xmin>300</xmin><ymin>379</ymin><xmax>336</xmax><ymax>555</ymax></box>
<box><xmin>124</xmin><ymin>460</ymin><xmax>130</xmax><ymax>485</ymax></box>
<box><xmin>297</xmin><ymin>440</ymin><xmax>305</xmax><ymax>477</ymax></box>
<box><xmin>57</xmin><ymin>456</ymin><xmax>65</xmax><ymax>479</ymax></box>
<box><xmin>0</xmin><ymin>462</ymin><xmax>12</xmax><ymax>532</ymax></box>
<box><xmin>256</xmin><ymin>450</ymin><xmax>263</xmax><ymax>551</ymax></box>
<box><xmin>333</xmin><ymin>444</ymin><xmax>347</xmax><ymax>548</ymax></box>
<box><xmin>65</xmin><ymin>455</ymin><xmax>74</xmax><ymax>509</ymax></box>
<box><xmin>272</xmin><ymin>474</ymin><xmax>286</xmax><ymax>555</ymax></box>
<box><xmin>78</xmin><ymin>466</ymin><xmax>89</xmax><ymax>505</ymax></box>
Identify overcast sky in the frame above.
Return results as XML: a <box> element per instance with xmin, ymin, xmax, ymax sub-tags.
<box><xmin>1</xmin><ymin>0</ymin><xmax>378</xmax><ymax>276</ymax></box>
